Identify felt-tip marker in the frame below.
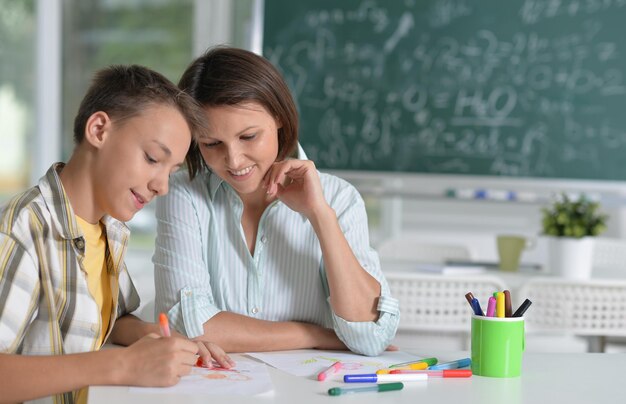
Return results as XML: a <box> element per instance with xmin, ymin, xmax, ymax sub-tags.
<box><xmin>389</xmin><ymin>357</ymin><xmax>438</xmax><ymax>368</ymax></box>
<box><xmin>428</xmin><ymin>358</ymin><xmax>471</xmax><ymax>370</ymax></box>
<box><xmin>159</xmin><ymin>312</ymin><xmax>171</xmax><ymax>337</ymax></box>
<box><xmin>344</xmin><ymin>373</ymin><xmax>427</xmax><ymax>383</ymax></box>
<box><xmin>317</xmin><ymin>361</ymin><xmax>342</xmax><ymax>381</ymax></box>
<box><xmin>512</xmin><ymin>299</ymin><xmax>532</xmax><ymax>317</ymax></box>
<box><xmin>328</xmin><ymin>382</ymin><xmax>404</xmax><ymax>396</ymax></box>
<box><xmin>389</xmin><ymin>369</ymin><xmax>472</xmax><ymax>378</ymax></box>
<box><xmin>377</xmin><ymin>363</ymin><xmax>428</xmax><ymax>374</ymax></box>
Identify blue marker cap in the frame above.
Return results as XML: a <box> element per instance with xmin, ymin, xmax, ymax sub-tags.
<box><xmin>344</xmin><ymin>373</ymin><xmax>378</xmax><ymax>383</ymax></box>
<box><xmin>471</xmin><ymin>298</ymin><xmax>483</xmax><ymax>316</ymax></box>
<box><xmin>429</xmin><ymin>358</ymin><xmax>471</xmax><ymax>370</ymax></box>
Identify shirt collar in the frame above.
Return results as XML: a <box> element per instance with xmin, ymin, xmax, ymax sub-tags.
<box><xmin>37</xmin><ymin>163</ymin><xmax>82</xmax><ymax>240</ymax></box>
<box><xmin>38</xmin><ymin>162</ymin><xmax>129</xmax><ymax>240</ymax></box>
<box><xmin>208</xmin><ymin>171</ymin><xmax>224</xmax><ymax>200</ymax></box>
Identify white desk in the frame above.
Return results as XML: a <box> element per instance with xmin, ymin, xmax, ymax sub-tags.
<box><xmin>89</xmin><ymin>351</ymin><xmax>626</xmax><ymax>404</ymax></box>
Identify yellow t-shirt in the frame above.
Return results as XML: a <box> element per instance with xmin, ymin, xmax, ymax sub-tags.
<box><xmin>75</xmin><ymin>216</ymin><xmax>113</xmax><ymax>347</ymax></box>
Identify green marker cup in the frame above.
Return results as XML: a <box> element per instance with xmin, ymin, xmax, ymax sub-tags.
<box><xmin>471</xmin><ymin>315</ymin><xmax>525</xmax><ymax>377</ymax></box>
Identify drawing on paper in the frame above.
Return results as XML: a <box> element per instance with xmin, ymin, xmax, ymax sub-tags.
<box><xmin>188</xmin><ymin>367</ymin><xmax>252</xmax><ymax>382</ymax></box>
<box><xmin>300</xmin><ymin>355</ymin><xmax>386</xmax><ymax>370</ymax></box>
<box><xmin>248</xmin><ymin>350</ymin><xmax>421</xmax><ymax>378</ymax></box>
<box><xmin>130</xmin><ymin>360</ymin><xmax>273</xmax><ymax>396</ymax></box>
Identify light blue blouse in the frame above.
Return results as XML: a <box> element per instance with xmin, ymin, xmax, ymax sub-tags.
<box><xmin>153</xmin><ymin>166</ymin><xmax>399</xmax><ymax>356</ymax></box>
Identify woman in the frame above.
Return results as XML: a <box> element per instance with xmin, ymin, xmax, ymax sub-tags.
<box><xmin>154</xmin><ymin>47</ymin><xmax>399</xmax><ymax>356</ymax></box>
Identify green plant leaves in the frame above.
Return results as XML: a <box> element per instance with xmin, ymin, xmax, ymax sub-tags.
<box><xmin>541</xmin><ymin>194</ymin><xmax>608</xmax><ymax>238</ymax></box>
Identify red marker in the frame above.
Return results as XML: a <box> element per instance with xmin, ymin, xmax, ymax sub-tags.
<box><xmin>158</xmin><ymin>312</ymin><xmax>171</xmax><ymax>337</ymax></box>
<box><xmin>317</xmin><ymin>361</ymin><xmax>342</xmax><ymax>381</ymax></box>
<box><xmin>389</xmin><ymin>369</ymin><xmax>472</xmax><ymax>378</ymax></box>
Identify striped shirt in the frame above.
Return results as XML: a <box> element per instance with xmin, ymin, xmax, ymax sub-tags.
<box><xmin>154</xmin><ymin>166</ymin><xmax>399</xmax><ymax>357</ymax></box>
<box><xmin>0</xmin><ymin>163</ymin><xmax>140</xmax><ymax>404</ymax></box>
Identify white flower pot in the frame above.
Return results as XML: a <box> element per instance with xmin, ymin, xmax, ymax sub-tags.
<box><xmin>547</xmin><ymin>237</ymin><xmax>594</xmax><ymax>279</ymax></box>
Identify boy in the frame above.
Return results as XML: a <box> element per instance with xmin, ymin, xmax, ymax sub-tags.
<box><xmin>0</xmin><ymin>65</ymin><xmax>231</xmax><ymax>404</ymax></box>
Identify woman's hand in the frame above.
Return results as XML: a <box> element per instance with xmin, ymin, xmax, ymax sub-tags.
<box><xmin>264</xmin><ymin>159</ymin><xmax>330</xmax><ymax>219</ymax></box>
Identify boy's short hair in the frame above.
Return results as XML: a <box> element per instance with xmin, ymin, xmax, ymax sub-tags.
<box><xmin>73</xmin><ymin>65</ymin><xmax>208</xmax><ymax>144</ymax></box>
<box><xmin>178</xmin><ymin>47</ymin><xmax>299</xmax><ymax>179</ymax></box>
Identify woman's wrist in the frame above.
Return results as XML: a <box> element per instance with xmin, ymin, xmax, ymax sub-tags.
<box><xmin>307</xmin><ymin>203</ymin><xmax>335</xmax><ymax>232</ymax></box>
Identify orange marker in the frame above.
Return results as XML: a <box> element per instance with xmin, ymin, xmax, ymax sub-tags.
<box><xmin>159</xmin><ymin>312</ymin><xmax>171</xmax><ymax>337</ymax></box>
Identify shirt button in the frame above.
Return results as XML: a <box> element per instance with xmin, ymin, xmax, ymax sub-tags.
<box><xmin>261</xmin><ymin>235</ymin><xmax>267</xmax><ymax>243</ymax></box>
<box><xmin>74</xmin><ymin>239</ymin><xmax>85</xmax><ymax>250</ymax></box>
<box><xmin>251</xmin><ymin>307</ymin><xmax>259</xmax><ymax>314</ymax></box>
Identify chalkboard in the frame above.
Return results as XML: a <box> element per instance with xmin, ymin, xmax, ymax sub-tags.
<box><xmin>263</xmin><ymin>0</ymin><xmax>626</xmax><ymax>181</ymax></box>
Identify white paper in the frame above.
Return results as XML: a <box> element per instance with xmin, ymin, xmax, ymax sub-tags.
<box><xmin>129</xmin><ymin>360</ymin><xmax>273</xmax><ymax>396</ymax></box>
<box><xmin>246</xmin><ymin>349</ymin><xmax>423</xmax><ymax>381</ymax></box>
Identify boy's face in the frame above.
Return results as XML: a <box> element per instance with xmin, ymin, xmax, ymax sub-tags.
<box><xmin>92</xmin><ymin>104</ymin><xmax>191</xmax><ymax>222</ymax></box>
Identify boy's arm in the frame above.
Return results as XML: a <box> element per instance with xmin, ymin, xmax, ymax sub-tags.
<box><xmin>107</xmin><ymin>314</ymin><xmax>159</xmax><ymax>346</ymax></box>
<box><xmin>0</xmin><ymin>336</ymin><xmax>199</xmax><ymax>403</ymax></box>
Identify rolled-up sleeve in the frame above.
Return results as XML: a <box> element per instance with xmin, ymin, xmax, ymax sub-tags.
<box><xmin>331</xmin><ymin>294</ymin><xmax>400</xmax><ymax>356</ymax></box>
<box><xmin>323</xmin><ymin>181</ymin><xmax>400</xmax><ymax>356</ymax></box>
<box><xmin>153</xmin><ymin>173</ymin><xmax>222</xmax><ymax>338</ymax></box>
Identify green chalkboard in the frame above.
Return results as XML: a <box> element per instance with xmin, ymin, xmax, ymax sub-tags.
<box><xmin>263</xmin><ymin>0</ymin><xmax>626</xmax><ymax>181</ymax></box>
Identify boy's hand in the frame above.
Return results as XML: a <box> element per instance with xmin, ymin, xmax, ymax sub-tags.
<box><xmin>168</xmin><ymin>328</ymin><xmax>234</xmax><ymax>370</ymax></box>
<box><xmin>120</xmin><ymin>333</ymin><xmax>198</xmax><ymax>387</ymax></box>
<box><xmin>193</xmin><ymin>340</ymin><xmax>235</xmax><ymax>369</ymax></box>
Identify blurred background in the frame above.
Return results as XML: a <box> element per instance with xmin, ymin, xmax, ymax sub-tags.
<box><xmin>0</xmin><ymin>0</ymin><xmax>263</xmax><ymax>318</ymax></box>
<box><xmin>0</xmin><ymin>0</ymin><xmax>258</xmax><ymax>256</ymax></box>
<box><xmin>3</xmin><ymin>0</ymin><xmax>626</xmax><ymax>353</ymax></box>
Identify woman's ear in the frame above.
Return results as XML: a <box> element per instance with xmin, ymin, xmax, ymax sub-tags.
<box><xmin>83</xmin><ymin>111</ymin><xmax>111</xmax><ymax>149</ymax></box>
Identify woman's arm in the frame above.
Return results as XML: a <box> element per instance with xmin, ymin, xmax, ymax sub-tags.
<box><xmin>154</xmin><ymin>173</ymin><xmax>345</xmax><ymax>352</ymax></box>
<box><xmin>309</xmin><ymin>204</ymin><xmax>381</xmax><ymax>321</ymax></box>
<box><xmin>265</xmin><ymin>160</ymin><xmax>381</xmax><ymax>321</ymax></box>
<box><xmin>195</xmin><ymin>311</ymin><xmax>346</xmax><ymax>352</ymax></box>
<box><xmin>265</xmin><ymin>160</ymin><xmax>400</xmax><ymax>355</ymax></box>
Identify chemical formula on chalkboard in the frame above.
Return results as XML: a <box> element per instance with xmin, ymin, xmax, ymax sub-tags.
<box><xmin>264</xmin><ymin>0</ymin><xmax>626</xmax><ymax>181</ymax></box>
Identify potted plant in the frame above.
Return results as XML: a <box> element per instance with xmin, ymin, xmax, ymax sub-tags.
<box><xmin>541</xmin><ymin>193</ymin><xmax>608</xmax><ymax>279</ymax></box>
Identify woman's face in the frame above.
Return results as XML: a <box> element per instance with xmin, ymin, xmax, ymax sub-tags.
<box><xmin>199</xmin><ymin>102</ymin><xmax>280</xmax><ymax>198</ymax></box>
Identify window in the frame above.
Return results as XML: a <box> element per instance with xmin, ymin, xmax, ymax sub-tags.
<box><xmin>0</xmin><ymin>0</ymin><xmax>36</xmax><ymax>201</ymax></box>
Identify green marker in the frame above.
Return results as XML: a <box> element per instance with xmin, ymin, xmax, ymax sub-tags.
<box><xmin>389</xmin><ymin>357</ymin><xmax>438</xmax><ymax>368</ymax></box>
<box><xmin>328</xmin><ymin>382</ymin><xmax>404</xmax><ymax>396</ymax></box>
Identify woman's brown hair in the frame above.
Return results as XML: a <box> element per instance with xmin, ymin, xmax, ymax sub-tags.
<box><xmin>178</xmin><ymin>46</ymin><xmax>299</xmax><ymax>179</ymax></box>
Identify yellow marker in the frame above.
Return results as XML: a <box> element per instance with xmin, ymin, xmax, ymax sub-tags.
<box><xmin>496</xmin><ymin>292</ymin><xmax>505</xmax><ymax>318</ymax></box>
<box><xmin>376</xmin><ymin>362</ymin><xmax>429</xmax><ymax>374</ymax></box>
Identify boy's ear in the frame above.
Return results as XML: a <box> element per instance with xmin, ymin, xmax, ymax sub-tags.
<box><xmin>84</xmin><ymin>111</ymin><xmax>111</xmax><ymax>148</ymax></box>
